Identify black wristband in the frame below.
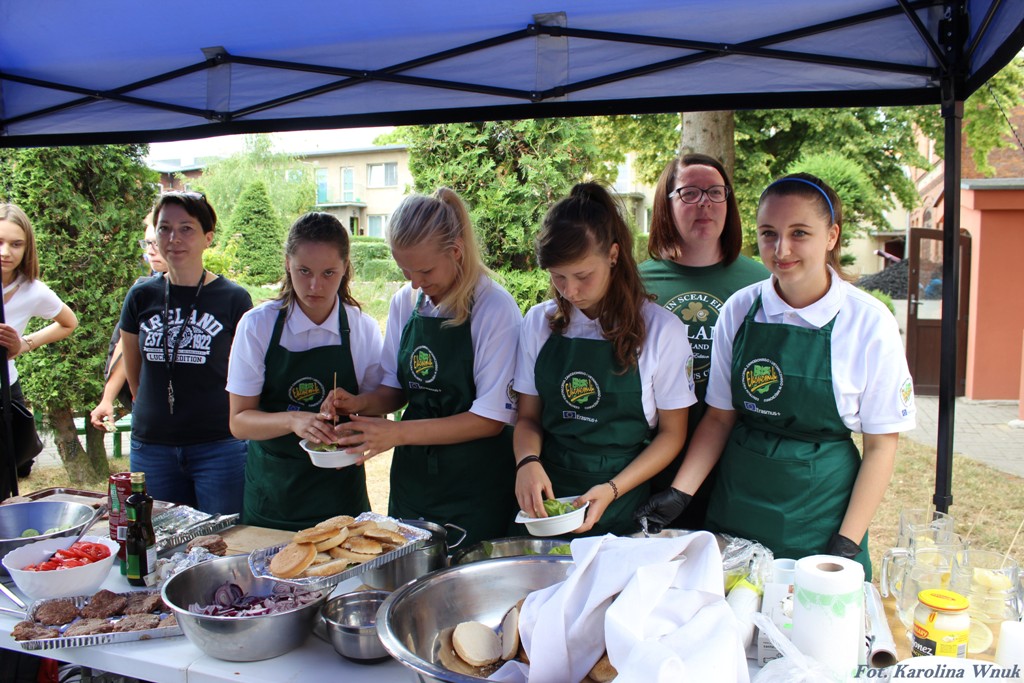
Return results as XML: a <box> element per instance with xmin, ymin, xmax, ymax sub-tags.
<box><xmin>516</xmin><ymin>455</ymin><xmax>541</xmax><ymax>471</ymax></box>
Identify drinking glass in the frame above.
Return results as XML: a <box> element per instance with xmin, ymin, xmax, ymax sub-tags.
<box><xmin>948</xmin><ymin>549</ymin><xmax>1022</xmax><ymax>659</ymax></box>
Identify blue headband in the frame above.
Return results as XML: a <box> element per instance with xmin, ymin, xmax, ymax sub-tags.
<box><xmin>763</xmin><ymin>177</ymin><xmax>835</xmax><ymax>224</ymax></box>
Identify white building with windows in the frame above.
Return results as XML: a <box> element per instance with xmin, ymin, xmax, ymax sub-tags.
<box><xmin>308</xmin><ymin>144</ymin><xmax>410</xmax><ymax>237</ymax></box>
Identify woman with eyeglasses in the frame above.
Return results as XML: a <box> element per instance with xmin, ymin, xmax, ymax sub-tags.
<box><xmin>638</xmin><ymin>154</ymin><xmax>768</xmax><ymax>529</ymax></box>
<box><xmin>119</xmin><ymin>192</ymin><xmax>253</xmax><ymax>514</ymax></box>
<box><xmin>636</xmin><ymin>174</ymin><xmax>915</xmax><ymax>578</ymax></box>
<box><xmin>226</xmin><ymin>212</ymin><xmax>383</xmax><ymax>531</ymax></box>
<box><xmin>324</xmin><ymin>189</ymin><xmax>521</xmax><ymax>546</ymax></box>
<box><xmin>0</xmin><ymin>203</ymin><xmax>79</xmax><ymax>479</ymax></box>
<box><xmin>513</xmin><ymin>183</ymin><xmax>695</xmax><ymax>536</ymax></box>
<box><xmin>90</xmin><ymin>225</ymin><xmax>168</xmax><ymax>431</ymax></box>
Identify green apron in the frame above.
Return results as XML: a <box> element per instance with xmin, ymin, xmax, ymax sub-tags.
<box><xmin>533</xmin><ymin>331</ymin><xmax>651</xmax><ymax>537</ymax></box>
<box><xmin>389</xmin><ymin>293</ymin><xmax>515</xmax><ymax>546</ymax></box>
<box><xmin>705</xmin><ymin>295</ymin><xmax>871</xmax><ymax>578</ymax></box>
<box><xmin>242</xmin><ymin>303</ymin><xmax>370</xmax><ymax>531</ymax></box>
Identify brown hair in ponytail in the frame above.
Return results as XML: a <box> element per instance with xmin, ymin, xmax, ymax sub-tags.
<box><xmin>536</xmin><ymin>183</ymin><xmax>651</xmax><ymax>371</ymax></box>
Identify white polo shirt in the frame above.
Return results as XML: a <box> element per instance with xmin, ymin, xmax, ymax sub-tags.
<box><xmin>514</xmin><ymin>299</ymin><xmax>697</xmax><ymax>427</ymax></box>
<box><xmin>381</xmin><ymin>274</ymin><xmax>522</xmax><ymax>425</ymax></box>
<box><xmin>705</xmin><ymin>269</ymin><xmax>916</xmax><ymax>434</ymax></box>
<box><xmin>4</xmin><ymin>277</ymin><xmax>64</xmax><ymax>384</ymax></box>
<box><xmin>227</xmin><ymin>297</ymin><xmax>383</xmax><ymax>397</ymax></box>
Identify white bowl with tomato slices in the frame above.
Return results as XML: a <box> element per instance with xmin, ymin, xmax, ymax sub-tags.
<box><xmin>2</xmin><ymin>535</ymin><xmax>118</xmax><ymax>600</ymax></box>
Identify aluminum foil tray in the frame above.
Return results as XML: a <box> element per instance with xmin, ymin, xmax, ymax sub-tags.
<box><xmin>155</xmin><ymin>512</ymin><xmax>239</xmax><ymax>554</ymax></box>
<box><xmin>17</xmin><ymin>590</ymin><xmax>182</xmax><ymax>651</ymax></box>
<box><xmin>248</xmin><ymin>512</ymin><xmax>430</xmax><ymax>591</ymax></box>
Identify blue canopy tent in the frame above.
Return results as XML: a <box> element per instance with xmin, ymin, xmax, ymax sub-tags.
<box><xmin>1</xmin><ymin>0</ymin><xmax>1023</xmax><ymax>502</ymax></box>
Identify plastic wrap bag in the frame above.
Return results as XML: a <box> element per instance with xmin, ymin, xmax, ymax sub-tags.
<box><xmin>721</xmin><ymin>534</ymin><xmax>773</xmax><ymax>593</ymax></box>
<box><xmin>151</xmin><ymin>547</ymin><xmax>216</xmax><ymax>587</ymax></box>
<box><xmin>750</xmin><ymin>612</ymin><xmax>834</xmax><ymax>683</ymax></box>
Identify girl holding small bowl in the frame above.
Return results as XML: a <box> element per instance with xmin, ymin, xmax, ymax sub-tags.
<box><xmin>513</xmin><ymin>183</ymin><xmax>695</xmax><ymax>536</ymax></box>
<box><xmin>227</xmin><ymin>212</ymin><xmax>383</xmax><ymax>531</ymax></box>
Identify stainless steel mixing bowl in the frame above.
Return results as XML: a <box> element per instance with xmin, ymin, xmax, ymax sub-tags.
<box><xmin>448</xmin><ymin>537</ymin><xmax>572</xmax><ymax>566</ymax></box>
<box><xmin>0</xmin><ymin>501</ymin><xmax>98</xmax><ymax>575</ymax></box>
<box><xmin>161</xmin><ymin>553</ymin><xmax>327</xmax><ymax>662</ymax></box>
<box><xmin>321</xmin><ymin>590</ymin><xmax>390</xmax><ymax>662</ymax></box>
<box><xmin>377</xmin><ymin>556</ymin><xmax>573</xmax><ymax>682</ymax></box>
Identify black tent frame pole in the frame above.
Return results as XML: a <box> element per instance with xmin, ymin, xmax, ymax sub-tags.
<box><xmin>933</xmin><ymin>1</ymin><xmax>968</xmax><ymax>514</ymax></box>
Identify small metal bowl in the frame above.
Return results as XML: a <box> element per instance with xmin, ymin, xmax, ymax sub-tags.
<box><xmin>321</xmin><ymin>590</ymin><xmax>390</xmax><ymax>663</ymax></box>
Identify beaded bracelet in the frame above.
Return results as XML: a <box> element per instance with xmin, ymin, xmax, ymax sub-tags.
<box><xmin>516</xmin><ymin>455</ymin><xmax>541</xmax><ymax>471</ymax></box>
<box><xmin>607</xmin><ymin>480</ymin><xmax>619</xmax><ymax>500</ymax></box>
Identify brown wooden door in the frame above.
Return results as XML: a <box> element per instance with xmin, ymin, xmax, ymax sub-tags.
<box><xmin>906</xmin><ymin>228</ymin><xmax>971</xmax><ymax>396</ymax></box>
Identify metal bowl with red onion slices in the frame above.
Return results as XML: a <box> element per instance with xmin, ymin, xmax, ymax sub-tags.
<box><xmin>162</xmin><ymin>554</ymin><xmax>327</xmax><ymax>661</ymax></box>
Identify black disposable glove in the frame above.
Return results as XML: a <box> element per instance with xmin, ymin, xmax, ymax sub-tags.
<box><xmin>826</xmin><ymin>532</ymin><xmax>862</xmax><ymax>560</ymax></box>
<box><xmin>633</xmin><ymin>488</ymin><xmax>693</xmax><ymax>534</ymax></box>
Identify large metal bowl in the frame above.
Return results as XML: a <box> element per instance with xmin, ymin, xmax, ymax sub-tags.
<box><xmin>0</xmin><ymin>501</ymin><xmax>99</xmax><ymax>576</ymax></box>
<box><xmin>378</xmin><ymin>556</ymin><xmax>573</xmax><ymax>682</ymax></box>
<box><xmin>161</xmin><ymin>553</ymin><xmax>328</xmax><ymax>662</ymax></box>
<box><xmin>448</xmin><ymin>537</ymin><xmax>571</xmax><ymax>566</ymax></box>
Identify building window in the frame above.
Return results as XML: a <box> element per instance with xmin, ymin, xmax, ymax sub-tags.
<box><xmin>368</xmin><ymin>214</ymin><xmax>387</xmax><ymax>238</ymax></box>
<box><xmin>342</xmin><ymin>167</ymin><xmax>355</xmax><ymax>202</ymax></box>
<box><xmin>367</xmin><ymin>162</ymin><xmax>398</xmax><ymax>188</ymax></box>
<box><xmin>316</xmin><ymin>168</ymin><xmax>328</xmax><ymax>203</ymax></box>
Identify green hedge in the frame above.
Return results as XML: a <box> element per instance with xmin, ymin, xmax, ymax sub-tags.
<box><xmin>357</xmin><ymin>258</ymin><xmax>403</xmax><ymax>282</ymax></box>
<box><xmin>634</xmin><ymin>233</ymin><xmax>650</xmax><ymax>264</ymax></box>
<box><xmin>496</xmin><ymin>268</ymin><xmax>551</xmax><ymax>314</ymax></box>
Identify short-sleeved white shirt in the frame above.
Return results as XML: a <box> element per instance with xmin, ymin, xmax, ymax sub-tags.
<box><xmin>514</xmin><ymin>299</ymin><xmax>697</xmax><ymax>427</ymax></box>
<box><xmin>705</xmin><ymin>269</ymin><xmax>916</xmax><ymax>434</ymax></box>
<box><xmin>4</xmin><ymin>277</ymin><xmax>64</xmax><ymax>384</ymax></box>
<box><xmin>380</xmin><ymin>275</ymin><xmax>522</xmax><ymax>425</ymax></box>
<box><xmin>227</xmin><ymin>297</ymin><xmax>383</xmax><ymax>397</ymax></box>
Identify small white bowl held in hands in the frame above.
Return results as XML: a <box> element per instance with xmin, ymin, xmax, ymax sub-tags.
<box><xmin>2</xmin><ymin>535</ymin><xmax>119</xmax><ymax>600</ymax></box>
<box><xmin>514</xmin><ymin>497</ymin><xmax>588</xmax><ymax>537</ymax></box>
<box><xmin>299</xmin><ymin>439</ymin><xmax>361</xmax><ymax>468</ymax></box>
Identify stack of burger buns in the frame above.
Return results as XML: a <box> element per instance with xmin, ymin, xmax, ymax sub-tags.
<box><xmin>267</xmin><ymin>515</ymin><xmax>409</xmax><ymax>579</ymax></box>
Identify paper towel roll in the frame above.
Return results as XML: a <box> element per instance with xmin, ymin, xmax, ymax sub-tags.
<box><xmin>792</xmin><ymin>555</ymin><xmax>865</xmax><ymax>683</ymax></box>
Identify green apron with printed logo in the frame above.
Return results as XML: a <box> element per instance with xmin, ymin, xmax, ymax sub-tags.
<box><xmin>705</xmin><ymin>295</ymin><xmax>871</xmax><ymax>578</ymax></box>
<box><xmin>390</xmin><ymin>293</ymin><xmax>515</xmax><ymax>547</ymax></box>
<box><xmin>242</xmin><ymin>304</ymin><xmax>370</xmax><ymax>531</ymax></box>
<box><xmin>533</xmin><ymin>332</ymin><xmax>651</xmax><ymax>537</ymax></box>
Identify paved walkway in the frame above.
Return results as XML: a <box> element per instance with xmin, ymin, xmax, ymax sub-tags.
<box><xmin>32</xmin><ymin>398</ymin><xmax>1023</xmax><ymax>474</ymax></box>
<box><xmin>903</xmin><ymin>396</ymin><xmax>1024</xmax><ymax>477</ymax></box>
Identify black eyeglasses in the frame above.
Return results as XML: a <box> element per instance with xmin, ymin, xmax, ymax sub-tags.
<box><xmin>672</xmin><ymin>185</ymin><xmax>730</xmax><ymax>204</ymax></box>
<box><xmin>138</xmin><ymin>239</ymin><xmax>158</xmax><ymax>250</ymax></box>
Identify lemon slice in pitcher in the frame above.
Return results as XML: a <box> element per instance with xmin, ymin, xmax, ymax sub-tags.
<box><xmin>967</xmin><ymin>619</ymin><xmax>993</xmax><ymax>655</ymax></box>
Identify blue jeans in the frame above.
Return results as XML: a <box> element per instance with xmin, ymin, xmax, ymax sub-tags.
<box><xmin>129</xmin><ymin>437</ymin><xmax>247</xmax><ymax>514</ymax></box>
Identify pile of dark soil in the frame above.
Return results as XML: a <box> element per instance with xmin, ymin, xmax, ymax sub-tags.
<box><xmin>856</xmin><ymin>259</ymin><xmax>909</xmax><ymax>298</ymax></box>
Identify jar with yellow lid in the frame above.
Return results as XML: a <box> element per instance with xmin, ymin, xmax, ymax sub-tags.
<box><xmin>912</xmin><ymin>588</ymin><xmax>970</xmax><ymax>658</ymax></box>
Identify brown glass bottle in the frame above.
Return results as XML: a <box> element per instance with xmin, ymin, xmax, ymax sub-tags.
<box><xmin>125</xmin><ymin>471</ymin><xmax>156</xmax><ymax>587</ymax></box>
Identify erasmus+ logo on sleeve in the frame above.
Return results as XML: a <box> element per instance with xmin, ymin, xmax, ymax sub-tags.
<box><xmin>742</xmin><ymin>358</ymin><xmax>783</xmax><ymax>402</ymax></box>
<box><xmin>409</xmin><ymin>345</ymin><xmax>439</xmax><ymax>384</ymax></box>
<box><xmin>561</xmin><ymin>372</ymin><xmax>601</xmax><ymax>410</ymax></box>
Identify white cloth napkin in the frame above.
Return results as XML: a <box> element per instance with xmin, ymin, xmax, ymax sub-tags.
<box><xmin>490</xmin><ymin>532</ymin><xmax>749</xmax><ymax>683</ymax></box>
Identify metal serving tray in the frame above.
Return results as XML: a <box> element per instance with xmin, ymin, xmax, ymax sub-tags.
<box><xmin>152</xmin><ymin>508</ymin><xmax>238</xmax><ymax>554</ymax></box>
<box><xmin>17</xmin><ymin>590</ymin><xmax>183</xmax><ymax>651</ymax></box>
<box><xmin>248</xmin><ymin>512</ymin><xmax>430</xmax><ymax>591</ymax></box>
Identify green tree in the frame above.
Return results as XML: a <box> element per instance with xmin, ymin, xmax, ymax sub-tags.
<box><xmin>0</xmin><ymin>145</ymin><xmax>157</xmax><ymax>484</ymax></box>
<box><xmin>188</xmin><ymin>134</ymin><xmax>316</xmax><ymax>237</ymax></box>
<box><xmin>228</xmin><ymin>180</ymin><xmax>284</xmax><ymax>284</ymax></box>
<box><xmin>382</xmin><ymin>119</ymin><xmax>601</xmax><ymax>269</ymax></box>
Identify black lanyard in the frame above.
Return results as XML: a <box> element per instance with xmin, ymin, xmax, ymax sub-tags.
<box><xmin>162</xmin><ymin>270</ymin><xmax>206</xmax><ymax>415</ymax></box>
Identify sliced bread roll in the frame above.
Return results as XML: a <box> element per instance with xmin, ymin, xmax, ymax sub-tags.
<box><xmin>500</xmin><ymin>606</ymin><xmax>520</xmax><ymax>660</ymax></box>
<box><xmin>452</xmin><ymin>621</ymin><xmax>501</xmax><ymax>667</ymax></box>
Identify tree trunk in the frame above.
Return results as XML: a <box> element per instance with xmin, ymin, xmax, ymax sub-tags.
<box><xmin>51</xmin><ymin>407</ymin><xmax>107</xmax><ymax>485</ymax></box>
<box><xmin>680</xmin><ymin>111</ymin><xmax>736</xmax><ymax>179</ymax></box>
